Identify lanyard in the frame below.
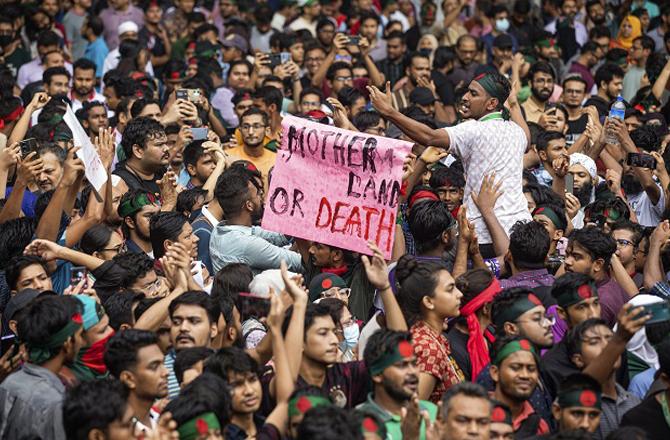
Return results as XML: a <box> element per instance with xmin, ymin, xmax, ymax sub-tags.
<box><xmin>479</xmin><ymin>111</ymin><xmax>504</xmax><ymax>122</ymax></box>
<box><xmin>660</xmin><ymin>392</ymin><xmax>670</xmax><ymax>428</ymax></box>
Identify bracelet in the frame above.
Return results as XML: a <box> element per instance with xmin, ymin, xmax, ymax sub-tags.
<box><xmin>379</xmin><ymin>284</ymin><xmax>391</xmax><ymax>291</ymax></box>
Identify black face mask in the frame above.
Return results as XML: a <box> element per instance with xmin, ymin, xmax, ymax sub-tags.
<box><xmin>591</xmin><ymin>15</ymin><xmax>606</xmax><ymax>25</ymax></box>
<box><xmin>622</xmin><ymin>172</ymin><xmax>644</xmax><ymax>195</ymax></box>
<box><xmin>0</xmin><ymin>35</ymin><xmax>13</xmax><ymax>47</ymax></box>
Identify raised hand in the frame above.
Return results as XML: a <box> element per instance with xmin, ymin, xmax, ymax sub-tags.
<box><xmin>366</xmin><ymin>81</ymin><xmax>395</xmax><ymax>116</ymax></box>
<box><xmin>564</xmin><ymin>192</ymin><xmax>581</xmax><ymax>220</ymax></box>
<box><xmin>0</xmin><ymin>142</ymin><xmax>20</xmax><ymax>171</ymax></box>
<box><xmin>419</xmin><ymin>146</ymin><xmax>448</xmax><ymax>165</ymax></box>
<box><xmin>24</xmin><ymin>238</ymin><xmax>63</xmax><ymax>261</ymax></box>
<box><xmin>280</xmin><ymin>260</ymin><xmax>308</xmax><ymax>304</ymax></box>
<box><xmin>266</xmin><ymin>293</ymin><xmax>285</xmax><ymax>334</ymax></box>
<box><xmin>94</xmin><ymin>127</ymin><xmax>115</xmax><ymax>171</ymax></box>
<box><xmin>16</xmin><ymin>151</ymin><xmax>43</xmax><ymax>185</ymax></box>
<box><xmin>471</xmin><ymin>173</ymin><xmax>503</xmax><ymax>215</ymax></box>
<box><xmin>158</xmin><ymin>169</ymin><xmax>178</xmax><ymax>207</ymax></box>
<box><xmin>62</xmin><ymin>146</ymin><xmax>85</xmax><ymax>187</ymax></box>
<box><xmin>361</xmin><ymin>241</ymin><xmax>391</xmax><ymax>290</ymax></box>
<box><xmin>615</xmin><ymin>303</ymin><xmax>651</xmax><ymax>341</ymax></box>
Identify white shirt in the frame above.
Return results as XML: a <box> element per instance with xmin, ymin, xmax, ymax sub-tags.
<box><xmin>627</xmin><ymin>181</ymin><xmax>666</xmax><ymax>227</ymax></box>
<box><xmin>17</xmin><ymin>60</ymin><xmax>73</xmax><ymax>89</ymax></box>
<box><xmin>288</xmin><ymin>17</ymin><xmax>317</xmax><ymax>37</ymax></box>
<box><xmin>445</xmin><ymin>115</ymin><xmax>531</xmax><ymax>244</ymax></box>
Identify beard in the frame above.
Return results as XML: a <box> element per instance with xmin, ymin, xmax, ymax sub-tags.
<box><xmin>574</xmin><ymin>181</ymin><xmax>593</xmax><ymax>207</ymax></box>
<box><xmin>382</xmin><ymin>375</ymin><xmax>414</xmax><ymax>402</ymax></box>
<box><xmin>251</xmin><ymin>203</ymin><xmax>264</xmax><ymax>224</ymax></box>
<box><xmin>622</xmin><ymin>173</ymin><xmax>644</xmax><ymax>195</ymax></box>
<box><xmin>531</xmin><ymin>87</ymin><xmax>551</xmax><ymax>102</ymax></box>
<box><xmin>500</xmin><ymin>378</ymin><xmax>535</xmax><ymax>402</ymax></box>
<box><xmin>591</xmin><ymin>15</ymin><xmax>606</xmax><ymax>25</ymax></box>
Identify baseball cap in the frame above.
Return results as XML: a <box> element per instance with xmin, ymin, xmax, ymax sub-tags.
<box><xmin>221</xmin><ymin>34</ymin><xmax>249</xmax><ymax>53</ymax></box>
<box><xmin>118</xmin><ymin>21</ymin><xmax>139</xmax><ymax>36</ymax></box>
<box><xmin>5</xmin><ymin>289</ymin><xmax>55</xmax><ymax>323</ymax></box>
<box><xmin>493</xmin><ymin>34</ymin><xmax>514</xmax><ymax>50</ymax></box>
<box><xmin>409</xmin><ymin>87</ymin><xmax>436</xmax><ymax>106</ymax></box>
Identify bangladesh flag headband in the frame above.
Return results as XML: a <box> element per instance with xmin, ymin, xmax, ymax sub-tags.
<box><xmin>177</xmin><ymin>412</ymin><xmax>221</xmax><ymax>440</ymax></box>
<box><xmin>369</xmin><ymin>340</ymin><xmax>414</xmax><ymax>376</ymax></box>
<box><xmin>118</xmin><ymin>191</ymin><xmax>161</xmax><ymax>218</ymax></box>
<box><xmin>491</xmin><ymin>403</ymin><xmax>513</xmax><ymax>426</ymax></box>
<box><xmin>533</xmin><ymin>206</ymin><xmax>565</xmax><ymax>230</ymax></box>
<box><xmin>28</xmin><ymin>313</ymin><xmax>83</xmax><ymax>364</ymax></box>
<box><xmin>361</xmin><ymin>416</ymin><xmax>384</xmax><ymax>437</ymax></box>
<box><xmin>288</xmin><ymin>395</ymin><xmax>332</xmax><ymax>417</ymax></box>
<box><xmin>493</xmin><ymin>293</ymin><xmax>543</xmax><ymax>328</ymax></box>
<box><xmin>556</xmin><ymin>282</ymin><xmax>598</xmax><ymax>309</ymax></box>
<box><xmin>493</xmin><ymin>339</ymin><xmax>536</xmax><ymax>366</ymax></box>
<box><xmin>558</xmin><ymin>389</ymin><xmax>602</xmax><ymax>410</ymax></box>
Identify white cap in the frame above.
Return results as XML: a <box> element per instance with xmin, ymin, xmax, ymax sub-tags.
<box><xmin>569</xmin><ymin>153</ymin><xmax>597</xmax><ymax>181</ymax></box>
<box><xmin>118</xmin><ymin>21</ymin><xmax>139</xmax><ymax>36</ymax></box>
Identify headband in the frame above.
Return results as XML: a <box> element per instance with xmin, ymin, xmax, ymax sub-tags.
<box><xmin>361</xmin><ymin>416</ymin><xmax>384</xmax><ymax>437</ymax></box>
<box><xmin>491</xmin><ymin>403</ymin><xmax>513</xmax><ymax>425</ymax></box>
<box><xmin>493</xmin><ymin>338</ymin><xmax>536</xmax><ymax>366</ymax></box>
<box><xmin>408</xmin><ymin>190</ymin><xmax>438</xmax><ymax>208</ymax></box>
<box><xmin>533</xmin><ymin>206</ymin><xmax>565</xmax><ymax>230</ymax></box>
<box><xmin>460</xmin><ymin>279</ymin><xmax>501</xmax><ymax>380</ymax></box>
<box><xmin>1</xmin><ymin>105</ymin><xmax>24</xmax><ymax>124</ymax></box>
<box><xmin>369</xmin><ymin>340</ymin><xmax>414</xmax><ymax>376</ymax></box>
<box><xmin>536</xmin><ymin>38</ymin><xmax>556</xmax><ymax>48</ymax></box>
<box><xmin>474</xmin><ymin>73</ymin><xmax>510</xmax><ymax>120</ymax></box>
<box><xmin>557</xmin><ymin>389</ymin><xmax>602</xmax><ymax>410</ymax></box>
<box><xmin>118</xmin><ymin>192</ymin><xmax>161</xmax><ymax>218</ymax></box>
<box><xmin>493</xmin><ymin>293</ymin><xmax>543</xmax><ymax>327</ymax></box>
<box><xmin>177</xmin><ymin>412</ymin><xmax>221</xmax><ymax>440</ymax></box>
<box><xmin>288</xmin><ymin>395</ymin><xmax>332</xmax><ymax>417</ymax></box>
<box><xmin>75</xmin><ymin>295</ymin><xmax>105</xmax><ymax>331</ymax></box>
<box><xmin>556</xmin><ymin>282</ymin><xmax>598</xmax><ymax>309</ymax></box>
<box><xmin>28</xmin><ymin>313</ymin><xmax>83</xmax><ymax>364</ymax></box>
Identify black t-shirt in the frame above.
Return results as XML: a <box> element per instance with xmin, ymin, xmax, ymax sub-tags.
<box><xmin>432</xmin><ymin>70</ymin><xmax>455</xmax><ymax>106</ymax></box>
<box><xmin>565</xmin><ymin>113</ymin><xmax>589</xmax><ymax>146</ymax></box>
<box><xmin>113</xmin><ymin>161</ymin><xmax>162</xmax><ymax>197</ymax></box>
<box><xmin>446</xmin><ymin>326</ymin><xmax>472</xmax><ymax>381</ymax></box>
<box><xmin>584</xmin><ymin>95</ymin><xmax>610</xmax><ymax>118</ymax></box>
<box><xmin>540</xmin><ymin>339</ymin><xmax>579</xmax><ymax>399</ymax></box>
<box><xmin>620</xmin><ymin>393</ymin><xmax>670</xmax><ymax>440</ymax></box>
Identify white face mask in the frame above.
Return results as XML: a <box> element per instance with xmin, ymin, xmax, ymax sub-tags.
<box><xmin>496</xmin><ymin>18</ymin><xmax>510</xmax><ymax>32</ymax></box>
<box><xmin>341</xmin><ymin>323</ymin><xmax>360</xmax><ymax>350</ymax></box>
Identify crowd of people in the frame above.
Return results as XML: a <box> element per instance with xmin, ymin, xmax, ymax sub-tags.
<box><xmin>3</xmin><ymin>0</ymin><xmax>670</xmax><ymax>439</ymax></box>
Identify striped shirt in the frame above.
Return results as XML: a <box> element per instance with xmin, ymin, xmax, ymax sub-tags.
<box><xmin>163</xmin><ymin>350</ymin><xmax>180</xmax><ymax>399</ymax></box>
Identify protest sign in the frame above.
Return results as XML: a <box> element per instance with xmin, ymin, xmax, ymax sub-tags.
<box><xmin>261</xmin><ymin>115</ymin><xmax>412</xmax><ymax>259</ymax></box>
<box><xmin>63</xmin><ymin>105</ymin><xmax>108</xmax><ymax>193</ymax></box>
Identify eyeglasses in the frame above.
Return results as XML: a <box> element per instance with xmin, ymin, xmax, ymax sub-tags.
<box><xmin>615</xmin><ymin>238</ymin><xmax>634</xmax><ymax>248</ymax></box>
<box><xmin>320</xmin><ymin>288</ymin><xmax>352</xmax><ymax>299</ymax></box>
<box><xmin>335</xmin><ymin>76</ymin><xmax>352</xmax><ymax>82</ymax></box>
<box><xmin>516</xmin><ymin>314</ymin><xmax>556</xmax><ymax>327</ymax></box>
<box><xmin>240</xmin><ymin>123</ymin><xmax>266</xmax><ymax>131</ymax></box>
<box><xmin>564</xmin><ymin>89</ymin><xmax>585</xmax><ymax>95</ymax></box>
<box><xmin>101</xmin><ymin>244</ymin><xmax>123</xmax><ymax>254</ymax></box>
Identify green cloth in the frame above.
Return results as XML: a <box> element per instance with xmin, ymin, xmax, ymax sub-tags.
<box><xmin>627</xmin><ymin>351</ymin><xmax>651</xmax><ymax>380</ymax></box>
<box><xmin>357</xmin><ymin>393</ymin><xmax>437</xmax><ymax>440</ymax></box>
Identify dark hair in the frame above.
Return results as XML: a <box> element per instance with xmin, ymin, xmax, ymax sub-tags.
<box><xmin>241</xmin><ymin>107</ymin><xmax>270</xmax><ymax>127</ymax></box>
<box><xmin>634</xmin><ymin>35</ymin><xmax>656</xmax><ymax>52</ymax></box>
<box><xmin>5</xmin><ymin>255</ymin><xmax>49</xmax><ymax>291</ymax></box>
<box><xmin>300</xmin><ymin>86</ymin><xmax>324</xmax><ymax>104</ymax></box>
<box><xmin>395</xmin><ymin>255</ymin><xmax>448</xmax><ymax>324</ymax></box>
<box><xmin>630</xmin><ymin>126</ymin><xmax>660</xmax><ymax>152</ymax></box>
<box><xmin>43</xmin><ymin>66</ymin><xmax>70</xmax><ymax>85</ymax></box>
<box><xmin>557</xmin><ymin>373</ymin><xmax>602</xmax><ymax>406</ymax></box>
<box><xmin>104</xmin><ymin>329</ymin><xmax>159</xmax><ymax>377</ymax></box>
<box><xmin>589</xmin><ymin>25</ymin><xmax>610</xmax><ymax>40</ymax></box>
<box><xmin>169</xmin><ymin>290</ymin><xmax>220</xmax><ymax>324</ymax></box>
<box><xmin>529</xmin><ymin>61</ymin><xmax>556</xmax><ymax>82</ymax></box>
<box><xmin>326</xmin><ymin>61</ymin><xmax>353</xmax><ymax>81</ymax></box>
<box><xmin>176</xmin><ymin>187</ymin><xmax>208</xmax><ymax>216</ymax></box>
<box><xmin>569</xmin><ymin>226</ymin><xmax>617</xmax><ymax>265</ymax></box>
<box><xmin>565</xmin><ymin>318</ymin><xmax>608</xmax><ymax>358</ymax></box>
<box><xmin>282</xmin><ymin>302</ymin><xmax>337</xmax><ymax>339</ymax></box>
<box><xmin>433</xmin><ymin>46</ymin><xmax>456</xmax><ymax>70</ymax></box>
<box><xmin>562</xmin><ymin>75</ymin><xmax>588</xmax><ymax>90</ymax></box>
<box><xmin>606</xmin><ymin>427</ymin><xmax>649</xmax><ymax>440</ymax></box>
<box><xmin>318</xmin><ymin>298</ymin><xmax>348</xmax><ymax>327</ymax></box>
<box><xmin>337</xmin><ymin>87</ymin><xmax>364</xmax><ymax>108</ymax></box>
<box><xmin>112</xmin><ymin>252</ymin><xmax>155</xmax><ymax>289</ymax></box>
<box><xmin>509</xmin><ymin>221</ymin><xmax>551</xmax><ymax>269</ymax></box>
<box><xmin>595</xmin><ymin>63</ymin><xmax>625</xmax><ymax>89</ymax></box>
<box><xmin>80</xmin><ymin>224</ymin><xmax>116</xmax><ymax>255</ymax></box>
<box><xmin>63</xmin><ymin>378</ymin><xmax>129</xmax><ymax>440</ymax></box>
<box><xmin>36</xmin><ymin>29</ymin><xmax>60</xmax><ymax>48</ymax></box>
<box><xmin>174</xmin><ymin>347</ymin><xmax>214</xmax><ymax>384</ymax></box>
<box><xmin>536</xmin><ymin>130</ymin><xmax>566</xmax><ymax>153</ymax></box>
<box><xmin>73</xmin><ymin>58</ymin><xmax>96</xmax><ymax>74</ymax></box>
<box><xmin>0</xmin><ymin>218</ymin><xmax>36</xmax><ymax>271</ymax></box>
<box><xmin>86</xmin><ymin>15</ymin><xmax>104</xmax><ymax>36</ymax></box>
<box><xmin>204</xmin><ymin>346</ymin><xmax>260</xmax><ymax>379</ymax></box>
<box><xmin>18</xmin><ymin>296</ymin><xmax>82</xmax><ymax>361</ymax></box>
<box><xmin>211</xmin><ymin>263</ymin><xmax>253</xmax><ymax>326</ymax></box>
<box><xmin>253</xmin><ymin>85</ymin><xmax>283</xmax><ymax>110</ymax></box>
<box><xmin>551</xmin><ymin>272</ymin><xmax>596</xmax><ymax>305</ymax></box>
<box><xmin>491</xmin><ymin>287</ymin><xmax>537</xmax><ymax>329</ymax></box>
<box><xmin>297</xmin><ymin>405</ymin><xmax>362</xmax><ymax>440</ymax></box>
<box><xmin>363</xmin><ymin>329</ymin><xmax>412</xmax><ymax>374</ymax></box>
<box><xmin>430</xmin><ymin>166</ymin><xmax>465</xmax><ymax>189</ymax></box>
<box><xmin>103</xmin><ymin>290</ymin><xmax>143</xmax><ymax>331</ymax></box>
<box><xmin>441</xmin><ymin>382</ymin><xmax>491</xmax><ymax>418</ymax></box>
<box><xmin>214</xmin><ymin>167</ymin><xmax>258</xmax><ymax>218</ymax></box>
<box><xmin>130</xmin><ymin>97</ymin><xmax>160</xmax><ymax>118</ymax></box>
<box><xmin>408</xmin><ymin>200</ymin><xmax>456</xmax><ymax>254</ymax></box>
<box><xmin>611</xmin><ymin>220</ymin><xmax>644</xmax><ymax>248</ymax></box>
<box><xmin>164</xmin><ymin>373</ymin><xmax>232</xmax><ymax>427</ymax></box>
<box><xmin>78</xmin><ymin>100</ymin><xmax>107</xmax><ymax>123</ymax></box>
<box><xmin>352</xmin><ymin>111</ymin><xmax>382</xmax><ymax>132</ymax></box>
<box><xmin>120</xmin><ymin>116</ymin><xmax>166</xmax><ymax>159</ymax></box>
<box><xmin>149</xmin><ymin>211</ymin><xmax>188</xmax><ymax>260</ymax></box>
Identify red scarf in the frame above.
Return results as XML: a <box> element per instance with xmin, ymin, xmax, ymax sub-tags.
<box><xmin>321</xmin><ymin>265</ymin><xmax>348</xmax><ymax>277</ymax></box>
<box><xmin>460</xmin><ymin>279</ymin><xmax>502</xmax><ymax>380</ymax></box>
<box><xmin>79</xmin><ymin>331</ymin><xmax>115</xmax><ymax>375</ymax></box>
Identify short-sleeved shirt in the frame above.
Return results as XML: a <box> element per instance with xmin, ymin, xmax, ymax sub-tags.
<box><xmin>227</xmin><ymin>144</ymin><xmax>277</xmax><ymax>190</ymax></box>
<box><xmin>356</xmin><ymin>393</ymin><xmax>438</xmax><ymax>439</ymax></box>
<box><xmin>627</xmin><ymin>182</ymin><xmax>666</xmax><ymax>227</ymax></box>
<box><xmin>597</xmin><ymin>276</ymin><xmax>631</xmax><ymax>328</ymax></box>
<box><xmin>598</xmin><ymin>384</ymin><xmax>640</xmax><ymax>439</ymax></box>
<box><xmin>444</xmin><ymin>116</ymin><xmax>531</xmax><ymax>244</ymax></box>
<box><xmin>410</xmin><ymin>321</ymin><xmax>464</xmax><ymax>404</ymax></box>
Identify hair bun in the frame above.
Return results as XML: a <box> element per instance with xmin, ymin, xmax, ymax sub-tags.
<box><xmin>395</xmin><ymin>255</ymin><xmax>418</xmax><ymax>285</ymax></box>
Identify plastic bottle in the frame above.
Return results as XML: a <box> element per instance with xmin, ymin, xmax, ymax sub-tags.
<box><xmin>606</xmin><ymin>95</ymin><xmax>625</xmax><ymax>145</ymax></box>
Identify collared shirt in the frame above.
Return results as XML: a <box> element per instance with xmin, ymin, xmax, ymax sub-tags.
<box><xmin>17</xmin><ymin>60</ymin><xmax>73</xmax><ymax>89</ymax></box>
<box><xmin>227</xmin><ymin>144</ymin><xmax>277</xmax><ymax>191</ymax></box>
<box><xmin>84</xmin><ymin>37</ymin><xmax>110</xmax><ymax>78</ymax></box>
<box><xmin>356</xmin><ymin>393</ymin><xmax>438</xmax><ymax>439</ymax></box>
<box><xmin>627</xmin><ymin>181</ymin><xmax>666</xmax><ymax>227</ymax></box>
<box><xmin>0</xmin><ymin>363</ymin><xmax>66</xmax><ymax>439</ymax></box>
<box><xmin>209</xmin><ymin>223</ymin><xmax>302</xmax><ymax>274</ymax></box>
<box><xmin>513</xmin><ymin>400</ymin><xmax>550</xmax><ymax>435</ymax></box>
<box><xmin>598</xmin><ymin>383</ymin><xmax>640</xmax><ymax>439</ymax></box>
<box><xmin>444</xmin><ymin>116</ymin><xmax>532</xmax><ymax>244</ymax></box>
<box><xmin>521</xmin><ymin>96</ymin><xmax>548</xmax><ymax>124</ymax></box>
<box><xmin>499</xmin><ymin>268</ymin><xmax>555</xmax><ymax>290</ymax></box>
<box><xmin>376</xmin><ymin>58</ymin><xmax>405</xmax><ymax>88</ymax></box>
<box><xmin>597</xmin><ymin>276</ymin><xmax>631</xmax><ymax>328</ymax></box>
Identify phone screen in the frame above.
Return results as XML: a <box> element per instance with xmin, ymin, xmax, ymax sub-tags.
<box><xmin>565</xmin><ymin>174</ymin><xmax>574</xmax><ymax>194</ymax></box>
<box><xmin>70</xmin><ymin>266</ymin><xmax>88</xmax><ymax>288</ymax></box>
<box><xmin>627</xmin><ymin>152</ymin><xmax>657</xmax><ymax>169</ymax></box>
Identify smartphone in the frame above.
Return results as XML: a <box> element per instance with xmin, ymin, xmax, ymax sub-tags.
<box><xmin>565</xmin><ymin>173</ymin><xmax>574</xmax><ymax>195</ymax></box>
<box><xmin>0</xmin><ymin>334</ymin><xmax>16</xmax><ymax>356</ymax></box>
<box><xmin>19</xmin><ymin>138</ymin><xmax>37</xmax><ymax>157</ymax></box>
<box><xmin>627</xmin><ymin>152</ymin><xmax>657</xmax><ymax>169</ymax></box>
<box><xmin>348</xmin><ymin>36</ymin><xmax>361</xmax><ymax>45</ymax></box>
<box><xmin>176</xmin><ymin>89</ymin><xmax>200</xmax><ymax>102</ymax></box>
<box><xmin>267</xmin><ymin>52</ymin><xmax>291</xmax><ymax>68</ymax></box>
<box><xmin>70</xmin><ymin>266</ymin><xmax>88</xmax><ymax>288</ymax></box>
<box><xmin>190</xmin><ymin>127</ymin><xmax>208</xmax><ymax>140</ymax></box>
<box><xmin>236</xmin><ymin>292</ymin><xmax>271</xmax><ymax>321</ymax></box>
<box><xmin>642</xmin><ymin>301</ymin><xmax>670</xmax><ymax>324</ymax></box>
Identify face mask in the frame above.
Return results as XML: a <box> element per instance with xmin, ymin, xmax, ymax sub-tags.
<box><xmin>495</xmin><ymin>18</ymin><xmax>510</xmax><ymax>32</ymax></box>
<box><xmin>0</xmin><ymin>35</ymin><xmax>13</xmax><ymax>47</ymax></box>
<box><xmin>341</xmin><ymin>323</ymin><xmax>360</xmax><ymax>350</ymax></box>
<box><xmin>70</xmin><ymin>330</ymin><xmax>115</xmax><ymax>381</ymax></box>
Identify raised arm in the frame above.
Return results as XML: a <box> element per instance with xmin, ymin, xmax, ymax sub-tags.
<box><xmin>367</xmin><ymin>82</ymin><xmax>451</xmax><ymax>148</ymax></box>
<box><xmin>471</xmin><ymin>173</ymin><xmax>509</xmax><ymax>258</ymax></box>
<box><xmin>362</xmin><ymin>241</ymin><xmax>407</xmax><ymax>331</ymax></box>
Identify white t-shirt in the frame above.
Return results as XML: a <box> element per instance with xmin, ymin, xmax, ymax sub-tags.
<box><xmin>445</xmin><ymin>115</ymin><xmax>531</xmax><ymax>244</ymax></box>
<box><xmin>627</xmin><ymin>180</ymin><xmax>666</xmax><ymax>227</ymax></box>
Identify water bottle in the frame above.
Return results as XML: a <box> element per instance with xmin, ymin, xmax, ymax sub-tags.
<box><xmin>606</xmin><ymin>95</ymin><xmax>626</xmax><ymax>145</ymax></box>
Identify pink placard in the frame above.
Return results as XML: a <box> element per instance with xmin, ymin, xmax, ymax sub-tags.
<box><xmin>261</xmin><ymin>115</ymin><xmax>412</xmax><ymax>259</ymax></box>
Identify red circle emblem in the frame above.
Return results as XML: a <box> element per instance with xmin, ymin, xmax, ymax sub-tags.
<box><xmin>519</xmin><ymin>339</ymin><xmax>532</xmax><ymax>350</ymax></box>
<box><xmin>491</xmin><ymin>407</ymin><xmax>506</xmax><ymax>423</ymax></box>
<box><xmin>362</xmin><ymin>417</ymin><xmax>378</xmax><ymax>433</ymax></box>
<box><xmin>398</xmin><ymin>340</ymin><xmax>413</xmax><ymax>358</ymax></box>
<box><xmin>528</xmin><ymin>294</ymin><xmax>542</xmax><ymax>306</ymax></box>
<box><xmin>579</xmin><ymin>390</ymin><xmax>597</xmax><ymax>407</ymax></box>
<box><xmin>577</xmin><ymin>284</ymin><xmax>592</xmax><ymax>300</ymax></box>
<box><xmin>196</xmin><ymin>418</ymin><xmax>209</xmax><ymax>435</ymax></box>
<box><xmin>296</xmin><ymin>396</ymin><xmax>313</xmax><ymax>413</ymax></box>
<box><xmin>321</xmin><ymin>278</ymin><xmax>333</xmax><ymax>289</ymax></box>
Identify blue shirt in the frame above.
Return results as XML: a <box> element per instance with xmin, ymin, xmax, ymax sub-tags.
<box><xmin>628</xmin><ymin>367</ymin><xmax>656</xmax><ymax>399</ymax></box>
<box><xmin>4</xmin><ymin>187</ymin><xmax>38</xmax><ymax>218</ymax></box>
<box><xmin>84</xmin><ymin>37</ymin><xmax>109</xmax><ymax>78</ymax></box>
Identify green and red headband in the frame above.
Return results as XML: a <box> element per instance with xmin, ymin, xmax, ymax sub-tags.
<box><xmin>288</xmin><ymin>395</ymin><xmax>332</xmax><ymax>417</ymax></box>
<box><xmin>533</xmin><ymin>206</ymin><xmax>566</xmax><ymax>230</ymax></box>
<box><xmin>491</xmin><ymin>403</ymin><xmax>513</xmax><ymax>426</ymax></box>
<box><xmin>369</xmin><ymin>340</ymin><xmax>414</xmax><ymax>376</ymax></box>
<box><xmin>493</xmin><ymin>293</ymin><xmax>543</xmax><ymax>328</ymax></box>
<box><xmin>493</xmin><ymin>338</ymin><xmax>536</xmax><ymax>366</ymax></box>
<box><xmin>118</xmin><ymin>191</ymin><xmax>161</xmax><ymax>218</ymax></box>
<box><xmin>556</xmin><ymin>282</ymin><xmax>598</xmax><ymax>309</ymax></box>
<box><xmin>28</xmin><ymin>312</ymin><xmax>83</xmax><ymax>364</ymax></box>
<box><xmin>557</xmin><ymin>389</ymin><xmax>602</xmax><ymax>410</ymax></box>
<box><xmin>536</xmin><ymin>38</ymin><xmax>556</xmax><ymax>48</ymax></box>
<box><xmin>361</xmin><ymin>416</ymin><xmax>384</xmax><ymax>437</ymax></box>
<box><xmin>177</xmin><ymin>412</ymin><xmax>221</xmax><ymax>440</ymax></box>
